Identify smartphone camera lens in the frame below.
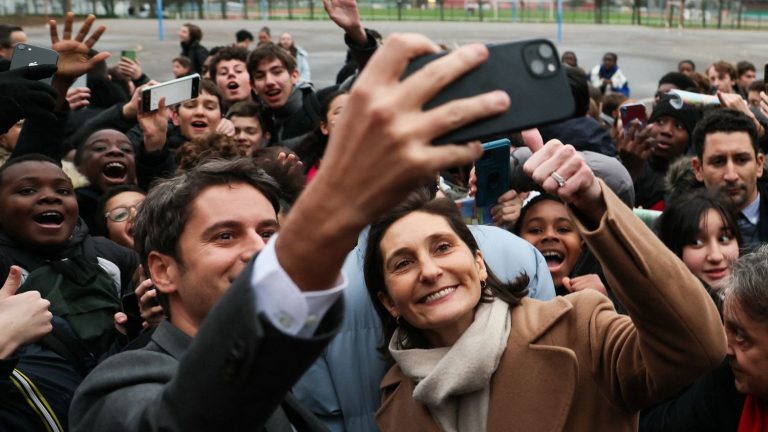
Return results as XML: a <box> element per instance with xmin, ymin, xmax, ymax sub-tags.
<box><xmin>537</xmin><ymin>43</ymin><xmax>553</xmax><ymax>59</ymax></box>
<box><xmin>17</xmin><ymin>44</ymin><xmax>26</xmax><ymax>50</ymax></box>
<box><xmin>530</xmin><ymin>59</ymin><xmax>545</xmax><ymax>76</ymax></box>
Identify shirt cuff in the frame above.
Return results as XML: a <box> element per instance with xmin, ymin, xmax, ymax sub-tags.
<box><xmin>251</xmin><ymin>234</ymin><xmax>346</xmax><ymax>337</ymax></box>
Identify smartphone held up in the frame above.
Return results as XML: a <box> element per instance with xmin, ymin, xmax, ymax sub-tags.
<box><xmin>403</xmin><ymin>39</ymin><xmax>575</xmax><ymax>145</ymax></box>
<box><xmin>9</xmin><ymin>43</ymin><xmax>59</xmax><ymax>85</ymax></box>
<box><xmin>140</xmin><ymin>74</ymin><xmax>201</xmax><ymax>113</ymax></box>
<box><xmin>619</xmin><ymin>103</ymin><xmax>648</xmax><ymax>133</ymax></box>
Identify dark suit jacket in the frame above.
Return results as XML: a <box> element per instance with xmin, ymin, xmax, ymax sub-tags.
<box><xmin>757</xmin><ymin>181</ymin><xmax>768</xmax><ymax>244</ymax></box>
<box><xmin>69</xmin><ymin>257</ymin><xmax>339</xmax><ymax>431</ymax></box>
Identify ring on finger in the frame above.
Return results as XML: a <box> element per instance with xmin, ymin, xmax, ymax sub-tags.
<box><xmin>551</xmin><ymin>171</ymin><xmax>567</xmax><ymax>188</ymax></box>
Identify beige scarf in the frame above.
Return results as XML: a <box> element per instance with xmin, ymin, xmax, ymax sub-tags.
<box><xmin>389</xmin><ymin>298</ymin><xmax>511</xmax><ymax>432</ymax></box>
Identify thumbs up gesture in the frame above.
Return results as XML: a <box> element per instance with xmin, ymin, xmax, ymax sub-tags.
<box><xmin>0</xmin><ymin>266</ymin><xmax>53</xmax><ymax>358</ymax></box>
<box><xmin>521</xmin><ymin>130</ymin><xmax>606</xmax><ymax>224</ymax></box>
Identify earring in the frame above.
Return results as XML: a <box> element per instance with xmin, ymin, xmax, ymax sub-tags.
<box><xmin>480</xmin><ymin>280</ymin><xmax>487</xmax><ymax>289</ymax></box>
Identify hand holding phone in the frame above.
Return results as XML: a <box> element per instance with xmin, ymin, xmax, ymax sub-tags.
<box><xmin>619</xmin><ymin>103</ymin><xmax>647</xmax><ymax>134</ymax></box>
<box><xmin>121</xmin><ymin>50</ymin><xmax>137</xmax><ymax>61</ymax></box>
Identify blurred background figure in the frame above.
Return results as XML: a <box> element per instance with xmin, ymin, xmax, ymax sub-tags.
<box><xmin>0</xmin><ymin>24</ymin><xmax>27</xmax><ymax>60</ymax></box>
<box><xmin>235</xmin><ymin>29</ymin><xmax>254</xmax><ymax>49</ymax></box>
<box><xmin>258</xmin><ymin>26</ymin><xmax>272</xmax><ymax>46</ymax></box>
<box><xmin>279</xmin><ymin>32</ymin><xmax>311</xmax><ymax>83</ymax></box>
<box><xmin>172</xmin><ymin>56</ymin><xmax>193</xmax><ymax>78</ymax></box>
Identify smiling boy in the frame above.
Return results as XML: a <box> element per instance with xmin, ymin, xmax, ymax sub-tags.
<box><xmin>0</xmin><ymin>154</ymin><xmax>139</xmax><ymax>358</ymax></box>
<box><xmin>75</xmin><ymin>129</ymin><xmax>137</xmax><ymax>235</ymax></box>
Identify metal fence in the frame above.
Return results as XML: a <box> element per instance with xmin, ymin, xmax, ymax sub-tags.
<box><xmin>4</xmin><ymin>0</ymin><xmax>768</xmax><ymax>29</ymax></box>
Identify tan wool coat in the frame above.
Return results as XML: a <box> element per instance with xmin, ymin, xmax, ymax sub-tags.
<box><xmin>376</xmin><ymin>183</ymin><xmax>727</xmax><ymax>432</ymax></box>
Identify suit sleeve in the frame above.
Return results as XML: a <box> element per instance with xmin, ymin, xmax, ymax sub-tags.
<box><xmin>69</xmin><ymin>251</ymin><xmax>344</xmax><ymax>432</ymax></box>
<box><xmin>570</xmin><ymin>181</ymin><xmax>726</xmax><ymax>411</ymax></box>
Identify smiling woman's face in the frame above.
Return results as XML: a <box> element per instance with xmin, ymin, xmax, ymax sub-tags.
<box><xmin>519</xmin><ymin>199</ymin><xmax>583</xmax><ymax>288</ymax></box>
<box><xmin>377</xmin><ymin>211</ymin><xmax>487</xmax><ymax>347</ymax></box>
<box><xmin>681</xmin><ymin>208</ymin><xmax>739</xmax><ymax>290</ymax></box>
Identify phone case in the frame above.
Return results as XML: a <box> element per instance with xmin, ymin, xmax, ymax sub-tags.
<box><xmin>475</xmin><ymin>139</ymin><xmax>511</xmax><ymax>207</ymax></box>
<box><xmin>620</xmin><ymin>103</ymin><xmax>647</xmax><ymax>131</ymax></box>
<box><xmin>9</xmin><ymin>44</ymin><xmax>59</xmax><ymax>85</ymax></box>
<box><xmin>403</xmin><ymin>39</ymin><xmax>575</xmax><ymax>145</ymax></box>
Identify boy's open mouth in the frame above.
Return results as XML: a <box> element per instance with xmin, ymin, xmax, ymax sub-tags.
<box><xmin>102</xmin><ymin>161</ymin><xmax>127</xmax><ymax>181</ymax></box>
<box><xmin>33</xmin><ymin>211</ymin><xmax>65</xmax><ymax>227</ymax></box>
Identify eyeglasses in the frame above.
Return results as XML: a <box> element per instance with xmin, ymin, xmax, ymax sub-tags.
<box><xmin>105</xmin><ymin>203</ymin><xmax>142</xmax><ymax>223</ymax></box>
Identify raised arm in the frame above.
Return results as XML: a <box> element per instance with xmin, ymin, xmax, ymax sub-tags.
<box><xmin>523</xmin><ymin>138</ymin><xmax>726</xmax><ymax>409</ymax></box>
<box><xmin>277</xmin><ymin>35</ymin><xmax>508</xmax><ymax>292</ymax></box>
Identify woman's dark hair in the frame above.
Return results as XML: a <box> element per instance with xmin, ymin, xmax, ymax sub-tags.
<box><xmin>657</xmin><ymin>189</ymin><xmax>742</xmax><ymax>259</ymax></box>
<box><xmin>183</xmin><ymin>23</ymin><xmax>202</xmax><ymax>42</ymax></box>
<box><xmin>97</xmin><ymin>184</ymin><xmax>146</xmax><ymax>237</ymax></box>
<box><xmin>294</xmin><ymin>90</ymin><xmax>348</xmax><ymax>172</ymax></box>
<box><xmin>364</xmin><ymin>188</ymin><xmax>528</xmax><ymax>362</ymax></box>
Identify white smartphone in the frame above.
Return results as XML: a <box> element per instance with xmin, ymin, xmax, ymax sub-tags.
<box><xmin>141</xmin><ymin>73</ymin><xmax>201</xmax><ymax>113</ymax></box>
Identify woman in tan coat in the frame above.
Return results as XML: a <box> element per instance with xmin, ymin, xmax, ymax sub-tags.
<box><xmin>363</xmin><ymin>139</ymin><xmax>726</xmax><ymax>432</ymax></box>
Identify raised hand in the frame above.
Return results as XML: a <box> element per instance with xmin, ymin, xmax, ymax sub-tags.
<box><xmin>49</xmin><ymin>12</ymin><xmax>109</xmax><ymax>80</ymax></box>
<box><xmin>0</xmin><ymin>266</ymin><xmax>53</xmax><ymax>358</ymax></box>
<box><xmin>491</xmin><ymin>189</ymin><xmax>528</xmax><ymax>229</ymax></box>
<box><xmin>277</xmin><ymin>35</ymin><xmax>510</xmax><ymax>292</ymax></box>
<box><xmin>66</xmin><ymin>86</ymin><xmax>91</xmax><ymax>110</ymax></box>
<box><xmin>718</xmin><ymin>90</ymin><xmax>765</xmax><ymax>138</ymax></box>
<box><xmin>322</xmin><ymin>0</ymin><xmax>367</xmax><ymax>44</ymax></box>
<box><xmin>137</xmin><ymin>93</ymin><xmax>169</xmax><ymax>152</ymax></box>
<box><xmin>522</xmin><ymin>138</ymin><xmax>605</xmax><ymax>223</ymax></box>
<box><xmin>135</xmin><ymin>276</ymin><xmax>163</xmax><ymax>328</ymax></box>
<box><xmin>215</xmin><ymin>118</ymin><xmax>235</xmax><ymax>137</ymax></box>
<box><xmin>122</xmin><ymin>79</ymin><xmax>156</xmax><ymax>120</ymax></box>
<box><xmin>616</xmin><ymin>122</ymin><xmax>654</xmax><ymax>181</ymax></box>
<box><xmin>118</xmin><ymin>57</ymin><xmax>143</xmax><ymax>81</ymax></box>
<box><xmin>276</xmin><ymin>151</ymin><xmax>304</xmax><ymax>176</ymax></box>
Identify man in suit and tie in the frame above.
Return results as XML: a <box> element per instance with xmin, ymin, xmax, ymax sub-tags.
<box><xmin>692</xmin><ymin>109</ymin><xmax>767</xmax><ymax>251</ymax></box>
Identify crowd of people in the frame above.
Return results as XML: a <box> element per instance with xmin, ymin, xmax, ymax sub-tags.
<box><xmin>0</xmin><ymin>3</ymin><xmax>767</xmax><ymax>431</ymax></box>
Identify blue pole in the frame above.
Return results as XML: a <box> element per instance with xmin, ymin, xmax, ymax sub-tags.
<box><xmin>157</xmin><ymin>0</ymin><xmax>164</xmax><ymax>41</ymax></box>
<box><xmin>261</xmin><ymin>0</ymin><xmax>267</xmax><ymax>19</ymax></box>
<box><xmin>556</xmin><ymin>0</ymin><xmax>562</xmax><ymax>43</ymax></box>
<box><xmin>511</xmin><ymin>0</ymin><xmax>517</xmax><ymax>22</ymax></box>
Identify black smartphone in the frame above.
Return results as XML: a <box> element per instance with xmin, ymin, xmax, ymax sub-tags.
<box><xmin>120</xmin><ymin>292</ymin><xmax>144</xmax><ymax>340</ymax></box>
<box><xmin>9</xmin><ymin>43</ymin><xmax>58</xmax><ymax>85</ymax></box>
<box><xmin>141</xmin><ymin>73</ymin><xmax>201</xmax><ymax>113</ymax></box>
<box><xmin>402</xmin><ymin>39</ymin><xmax>575</xmax><ymax>145</ymax></box>
<box><xmin>475</xmin><ymin>139</ymin><xmax>511</xmax><ymax>207</ymax></box>
<box><xmin>121</xmin><ymin>50</ymin><xmax>137</xmax><ymax>61</ymax></box>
